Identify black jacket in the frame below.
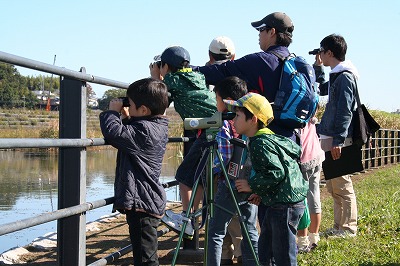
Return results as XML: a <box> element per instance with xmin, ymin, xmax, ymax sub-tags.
<box><xmin>99</xmin><ymin>111</ymin><xmax>168</xmax><ymax>217</ymax></box>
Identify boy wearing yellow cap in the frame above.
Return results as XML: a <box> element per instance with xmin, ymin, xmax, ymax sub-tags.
<box><xmin>224</xmin><ymin>92</ymin><xmax>308</xmax><ymax>265</ymax></box>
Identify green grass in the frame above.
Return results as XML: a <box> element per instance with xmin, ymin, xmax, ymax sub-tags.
<box><xmin>298</xmin><ymin>164</ymin><xmax>400</xmax><ymax>265</ymax></box>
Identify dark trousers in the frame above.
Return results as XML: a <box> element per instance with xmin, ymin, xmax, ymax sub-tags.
<box><xmin>125</xmin><ymin>209</ymin><xmax>160</xmax><ymax>266</ymax></box>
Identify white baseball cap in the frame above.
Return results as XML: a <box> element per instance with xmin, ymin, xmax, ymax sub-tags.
<box><xmin>209</xmin><ymin>36</ymin><xmax>235</xmax><ymax>56</ymax></box>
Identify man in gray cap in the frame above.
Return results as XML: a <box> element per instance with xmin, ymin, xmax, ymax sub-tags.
<box><xmin>193</xmin><ymin>12</ymin><xmax>295</xmax><ymax>140</ymax></box>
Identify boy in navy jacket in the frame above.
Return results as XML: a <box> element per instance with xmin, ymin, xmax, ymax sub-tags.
<box><xmin>99</xmin><ymin>78</ymin><xmax>169</xmax><ymax>265</ymax></box>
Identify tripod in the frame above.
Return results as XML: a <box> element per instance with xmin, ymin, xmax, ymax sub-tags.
<box><xmin>171</xmin><ymin>127</ymin><xmax>260</xmax><ymax>266</ymax></box>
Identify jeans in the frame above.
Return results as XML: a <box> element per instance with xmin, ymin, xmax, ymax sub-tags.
<box><xmin>258</xmin><ymin>201</ymin><xmax>305</xmax><ymax>266</ymax></box>
<box><xmin>126</xmin><ymin>210</ymin><xmax>160</xmax><ymax>266</ymax></box>
<box><xmin>207</xmin><ymin>181</ymin><xmax>259</xmax><ymax>266</ymax></box>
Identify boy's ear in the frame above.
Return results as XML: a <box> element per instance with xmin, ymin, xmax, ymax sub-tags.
<box><xmin>139</xmin><ymin>105</ymin><xmax>151</xmax><ymax>116</ymax></box>
<box><xmin>251</xmin><ymin>115</ymin><xmax>258</xmax><ymax>124</ymax></box>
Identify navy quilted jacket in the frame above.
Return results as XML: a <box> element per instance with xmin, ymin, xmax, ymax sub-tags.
<box><xmin>193</xmin><ymin>45</ymin><xmax>295</xmax><ymax>138</ymax></box>
<box><xmin>99</xmin><ymin>110</ymin><xmax>168</xmax><ymax>218</ymax></box>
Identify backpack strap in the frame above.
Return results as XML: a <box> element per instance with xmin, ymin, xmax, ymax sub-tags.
<box><xmin>268</xmin><ymin>51</ymin><xmax>286</xmax><ymax>94</ymax></box>
<box><xmin>269</xmin><ymin>51</ymin><xmax>286</xmax><ymax>62</ymax></box>
<box><xmin>339</xmin><ymin>70</ymin><xmax>361</xmax><ymax>109</ymax></box>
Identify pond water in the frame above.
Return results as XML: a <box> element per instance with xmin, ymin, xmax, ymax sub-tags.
<box><xmin>0</xmin><ymin>147</ymin><xmax>182</xmax><ymax>254</ymax></box>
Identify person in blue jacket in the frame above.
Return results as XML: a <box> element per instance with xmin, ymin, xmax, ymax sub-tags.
<box><xmin>193</xmin><ymin>11</ymin><xmax>295</xmax><ymax>139</ymax></box>
<box><xmin>99</xmin><ymin>78</ymin><xmax>169</xmax><ymax>266</ymax></box>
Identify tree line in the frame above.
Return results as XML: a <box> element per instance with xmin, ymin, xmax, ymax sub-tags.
<box><xmin>0</xmin><ymin>62</ymin><xmax>100</xmax><ymax>109</ymax></box>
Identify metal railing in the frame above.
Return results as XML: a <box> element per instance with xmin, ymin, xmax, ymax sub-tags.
<box><xmin>361</xmin><ymin>129</ymin><xmax>400</xmax><ymax>170</ymax></box>
<box><xmin>0</xmin><ymin>51</ymin><xmax>187</xmax><ymax>265</ymax></box>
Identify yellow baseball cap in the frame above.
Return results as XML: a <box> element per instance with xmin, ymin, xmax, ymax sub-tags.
<box><xmin>223</xmin><ymin>92</ymin><xmax>274</xmax><ymax>125</ymax></box>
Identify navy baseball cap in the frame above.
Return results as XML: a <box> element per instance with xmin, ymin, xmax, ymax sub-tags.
<box><xmin>154</xmin><ymin>46</ymin><xmax>190</xmax><ymax>69</ymax></box>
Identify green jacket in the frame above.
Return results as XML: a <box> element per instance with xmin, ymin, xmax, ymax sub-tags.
<box><xmin>163</xmin><ymin>68</ymin><xmax>217</xmax><ymax>119</ymax></box>
<box><xmin>248</xmin><ymin>128</ymin><xmax>308</xmax><ymax>206</ymax></box>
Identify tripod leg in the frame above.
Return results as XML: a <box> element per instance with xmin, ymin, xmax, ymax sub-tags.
<box><xmin>215</xmin><ymin>150</ymin><xmax>260</xmax><ymax>266</ymax></box>
<box><xmin>171</xmin><ymin>172</ymin><xmax>202</xmax><ymax>265</ymax></box>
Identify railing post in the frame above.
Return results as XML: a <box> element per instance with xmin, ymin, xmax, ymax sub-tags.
<box><xmin>57</xmin><ymin>68</ymin><xmax>87</xmax><ymax>266</ymax></box>
<box><xmin>384</xmin><ymin>130</ymin><xmax>389</xmax><ymax>165</ymax></box>
<box><xmin>377</xmin><ymin>130</ymin><xmax>382</xmax><ymax>167</ymax></box>
<box><xmin>397</xmin><ymin>131</ymin><xmax>400</xmax><ymax>163</ymax></box>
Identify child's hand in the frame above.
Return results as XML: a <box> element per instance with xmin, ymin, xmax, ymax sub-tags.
<box><xmin>247</xmin><ymin>194</ymin><xmax>261</xmax><ymax>205</ymax></box>
<box><xmin>109</xmin><ymin>98</ymin><xmax>123</xmax><ymax>112</ymax></box>
<box><xmin>235</xmin><ymin>179</ymin><xmax>252</xmax><ymax>193</ymax></box>
<box><xmin>149</xmin><ymin>62</ymin><xmax>162</xmax><ymax>80</ymax></box>
<box><xmin>120</xmin><ymin>107</ymin><xmax>130</xmax><ymax>119</ymax></box>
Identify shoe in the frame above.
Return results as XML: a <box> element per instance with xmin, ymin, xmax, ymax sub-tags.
<box><xmin>296</xmin><ymin>236</ymin><xmax>310</xmax><ymax>253</ymax></box>
<box><xmin>330</xmin><ymin>230</ymin><xmax>356</xmax><ymax>238</ymax></box>
<box><xmin>308</xmin><ymin>232</ymin><xmax>320</xmax><ymax>248</ymax></box>
<box><xmin>309</xmin><ymin>243</ymin><xmax>318</xmax><ymax>250</ymax></box>
<box><xmin>165</xmin><ymin>209</ymin><xmax>185</xmax><ymax>221</ymax></box>
<box><xmin>297</xmin><ymin>245</ymin><xmax>311</xmax><ymax>253</ymax></box>
<box><xmin>220</xmin><ymin>258</ymin><xmax>234</xmax><ymax>265</ymax></box>
<box><xmin>161</xmin><ymin>211</ymin><xmax>194</xmax><ymax>239</ymax></box>
<box><xmin>323</xmin><ymin>227</ymin><xmax>340</xmax><ymax>236</ymax></box>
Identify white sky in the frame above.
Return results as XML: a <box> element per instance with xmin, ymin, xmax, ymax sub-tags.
<box><xmin>1</xmin><ymin>0</ymin><xmax>399</xmax><ymax>112</ymax></box>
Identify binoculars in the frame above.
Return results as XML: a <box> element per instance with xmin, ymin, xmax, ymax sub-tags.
<box><xmin>118</xmin><ymin>97</ymin><xmax>130</xmax><ymax>107</ymax></box>
<box><xmin>309</xmin><ymin>48</ymin><xmax>322</xmax><ymax>55</ymax></box>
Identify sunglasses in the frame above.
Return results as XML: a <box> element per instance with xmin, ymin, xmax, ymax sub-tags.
<box><xmin>257</xmin><ymin>26</ymin><xmax>271</xmax><ymax>33</ymax></box>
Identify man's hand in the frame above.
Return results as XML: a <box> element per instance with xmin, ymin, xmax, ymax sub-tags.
<box><xmin>314</xmin><ymin>54</ymin><xmax>323</xmax><ymax>66</ymax></box>
<box><xmin>330</xmin><ymin>146</ymin><xmax>342</xmax><ymax>160</ymax></box>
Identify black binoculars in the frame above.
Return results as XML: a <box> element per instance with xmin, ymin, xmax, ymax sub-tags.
<box><xmin>118</xmin><ymin>97</ymin><xmax>130</xmax><ymax>107</ymax></box>
<box><xmin>309</xmin><ymin>48</ymin><xmax>322</xmax><ymax>55</ymax></box>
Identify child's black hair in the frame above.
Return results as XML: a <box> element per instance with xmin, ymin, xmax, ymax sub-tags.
<box><xmin>237</xmin><ymin>107</ymin><xmax>266</xmax><ymax>129</ymax></box>
<box><xmin>213</xmin><ymin>76</ymin><xmax>248</xmax><ymax>100</ymax></box>
<box><xmin>127</xmin><ymin>78</ymin><xmax>169</xmax><ymax>115</ymax></box>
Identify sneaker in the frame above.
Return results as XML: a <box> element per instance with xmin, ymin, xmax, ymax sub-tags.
<box><xmin>297</xmin><ymin>245</ymin><xmax>311</xmax><ymax>253</ymax></box>
<box><xmin>296</xmin><ymin>235</ymin><xmax>310</xmax><ymax>253</ymax></box>
<box><xmin>161</xmin><ymin>211</ymin><xmax>194</xmax><ymax>239</ymax></box>
<box><xmin>308</xmin><ymin>232</ymin><xmax>320</xmax><ymax>248</ymax></box>
<box><xmin>323</xmin><ymin>227</ymin><xmax>340</xmax><ymax>236</ymax></box>
<box><xmin>330</xmin><ymin>230</ymin><xmax>356</xmax><ymax>238</ymax></box>
<box><xmin>309</xmin><ymin>243</ymin><xmax>318</xmax><ymax>250</ymax></box>
<box><xmin>165</xmin><ymin>209</ymin><xmax>185</xmax><ymax>221</ymax></box>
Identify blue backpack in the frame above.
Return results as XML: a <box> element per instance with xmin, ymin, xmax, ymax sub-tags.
<box><xmin>270</xmin><ymin>52</ymin><xmax>319</xmax><ymax>129</ymax></box>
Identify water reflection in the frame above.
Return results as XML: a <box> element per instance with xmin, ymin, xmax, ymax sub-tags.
<box><xmin>0</xmin><ymin>146</ymin><xmax>182</xmax><ymax>254</ymax></box>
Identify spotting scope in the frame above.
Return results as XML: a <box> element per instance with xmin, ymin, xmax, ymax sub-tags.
<box><xmin>184</xmin><ymin>112</ymin><xmax>236</xmax><ymax>130</ymax></box>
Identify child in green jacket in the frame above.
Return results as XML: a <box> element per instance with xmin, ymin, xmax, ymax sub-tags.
<box><xmin>224</xmin><ymin>92</ymin><xmax>308</xmax><ymax>266</ymax></box>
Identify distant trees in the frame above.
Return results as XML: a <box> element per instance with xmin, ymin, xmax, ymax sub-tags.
<box><xmin>0</xmin><ymin>62</ymin><xmax>128</xmax><ymax>111</ymax></box>
<box><xmin>0</xmin><ymin>62</ymin><xmax>38</xmax><ymax>108</ymax></box>
<box><xmin>97</xmin><ymin>88</ymin><xmax>126</xmax><ymax>110</ymax></box>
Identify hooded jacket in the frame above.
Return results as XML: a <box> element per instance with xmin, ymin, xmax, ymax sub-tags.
<box><xmin>248</xmin><ymin>128</ymin><xmax>308</xmax><ymax>206</ymax></box>
<box><xmin>163</xmin><ymin>68</ymin><xmax>217</xmax><ymax>120</ymax></box>
<box><xmin>314</xmin><ymin>60</ymin><xmax>360</xmax><ymax>146</ymax></box>
<box><xmin>99</xmin><ymin>111</ymin><xmax>168</xmax><ymax>218</ymax></box>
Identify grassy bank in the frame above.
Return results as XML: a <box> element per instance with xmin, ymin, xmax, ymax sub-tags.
<box><xmin>298</xmin><ymin>164</ymin><xmax>400</xmax><ymax>265</ymax></box>
<box><xmin>0</xmin><ymin>107</ymin><xmax>183</xmax><ymax>139</ymax></box>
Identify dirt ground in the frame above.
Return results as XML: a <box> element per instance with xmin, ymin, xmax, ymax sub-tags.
<box><xmin>5</xmin><ymin>171</ymin><xmax>372</xmax><ymax>266</ymax></box>
<box><xmin>11</xmin><ymin>203</ymin><xmax>209</xmax><ymax>266</ymax></box>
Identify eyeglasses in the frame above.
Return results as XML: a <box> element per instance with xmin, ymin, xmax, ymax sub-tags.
<box><xmin>257</xmin><ymin>26</ymin><xmax>271</xmax><ymax>33</ymax></box>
